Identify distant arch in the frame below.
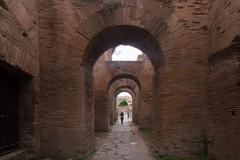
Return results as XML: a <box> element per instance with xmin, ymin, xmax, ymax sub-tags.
<box><xmin>108</xmin><ymin>74</ymin><xmax>141</xmax><ymax>90</ymax></box>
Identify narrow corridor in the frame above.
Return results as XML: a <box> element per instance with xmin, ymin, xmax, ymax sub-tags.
<box><xmin>90</xmin><ymin>119</ymin><xmax>153</xmax><ymax>160</ymax></box>
<box><xmin>1</xmin><ymin>1</ymin><xmax>240</xmax><ymax>159</ymax></box>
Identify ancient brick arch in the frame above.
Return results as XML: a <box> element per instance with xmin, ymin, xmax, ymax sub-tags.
<box><xmin>82</xmin><ymin>25</ymin><xmax>164</xmax><ymax>72</ymax></box>
<box><xmin>0</xmin><ymin>0</ymin><xmax>240</xmax><ymax>159</ymax></box>
<box><xmin>71</xmin><ymin>0</ymin><xmax>172</xmax><ymax>50</ymax></box>
<box><xmin>115</xmin><ymin>86</ymin><xmax>136</xmax><ymax>97</ymax></box>
<box><xmin>108</xmin><ymin>74</ymin><xmax>142</xmax><ymax>90</ymax></box>
<box><xmin>92</xmin><ymin>44</ymin><xmax>155</xmax><ymax>130</ymax></box>
<box><xmin>95</xmin><ymin>77</ymin><xmax>140</xmax><ymax>131</ymax></box>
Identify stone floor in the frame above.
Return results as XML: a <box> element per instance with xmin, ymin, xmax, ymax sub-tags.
<box><xmin>90</xmin><ymin>118</ymin><xmax>153</xmax><ymax>160</ymax></box>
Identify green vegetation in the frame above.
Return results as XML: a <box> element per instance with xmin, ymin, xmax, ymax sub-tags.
<box><xmin>201</xmin><ymin>131</ymin><xmax>209</xmax><ymax>157</ymax></box>
<box><xmin>79</xmin><ymin>155</ymin><xmax>88</xmax><ymax>160</ymax></box>
<box><xmin>119</xmin><ymin>100</ymin><xmax>128</xmax><ymax>107</ymax></box>
<box><xmin>139</xmin><ymin>128</ymin><xmax>153</xmax><ymax>133</ymax></box>
<box><xmin>138</xmin><ymin>129</ymin><xmax>212</xmax><ymax>160</ymax></box>
<box><xmin>154</xmin><ymin>155</ymin><xmax>212</xmax><ymax>160</ymax></box>
<box><xmin>155</xmin><ymin>155</ymin><xmax>185</xmax><ymax>160</ymax></box>
<box><xmin>153</xmin><ymin>155</ymin><xmax>214</xmax><ymax>160</ymax></box>
<box><xmin>78</xmin><ymin>148</ymin><xmax>96</xmax><ymax>160</ymax></box>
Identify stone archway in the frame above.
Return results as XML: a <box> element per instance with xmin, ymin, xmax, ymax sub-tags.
<box><xmin>108</xmin><ymin>79</ymin><xmax>140</xmax><ymax>127</ymax></box>
<box><xmin>1</xmin><ymin>0</ymin><xmax>239</xmax><ymax>159</ymax></box>
<box><xmin>39</xmin><ymin>1</ymin><xmax>174</xmax><ymax>158</ymax></box>
<box><xmin>39</xmin><ymin>24</ymin><xmax>162</xmax><ymax>158</ymax></box>
<box><xmin>39</xmin><ymin>0</ymin><xmax>213</xmax><ymax>158</ymax></box>
<box><xmin>81</xmin><ymin>25</ymin><xmax>164</xmax><ymax>72</ymax></box>
<box><xmin>88</xmin><ymin>26</ymin><xmax>161</xmax><ymax>133</ymax></box>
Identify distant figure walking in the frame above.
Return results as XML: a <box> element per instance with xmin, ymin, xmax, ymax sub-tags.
<box><xmin>120</xmin><ymin>112</ymin><xmax>124</xmax><ymax>124</ymax></box>
<box><xmin>127</xmin><ymin>111</ymin><xmax>130</xmax><ymax>119</ymax></box>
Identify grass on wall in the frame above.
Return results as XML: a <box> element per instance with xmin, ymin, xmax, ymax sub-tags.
<box><xmin>154</xmin><ymin>155</ymin><xmax>211</xmax><ymax>160</ymax></box>
<box><xmin>138</xmin><ymin>128</ymin><xmax>213</xmax><ymax>160</ymax></box>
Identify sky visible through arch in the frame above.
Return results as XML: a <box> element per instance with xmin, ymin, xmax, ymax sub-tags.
<box><xmin>117</xmin><ymin>92</ymin><xmax>132</xmax><ymax>98</ymax></box>
<box><xmin>112</xmin><ymin>45</ymin><xmax>142</xmax><ymax>61</ymax></box>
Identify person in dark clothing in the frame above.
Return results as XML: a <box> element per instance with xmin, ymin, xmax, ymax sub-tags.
<box><xmin>120</xmin><ymin>112</ymin><xmax>124</xmax><ymax>124</ymax></box>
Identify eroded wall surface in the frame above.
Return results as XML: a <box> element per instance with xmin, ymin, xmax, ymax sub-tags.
<box><xmin>0</xmin><ymin>0</ymin><xmax>40</xmax><ymax>159</ymax></box>
<box><xmin>207</xmin><ymin>0</ymin><xmax>240</xmax><ymax>159</ymax></box>
<box><xmin>0</xmin><ymin>0</ymin><xmax>239</xmax><ymax>159</ymax></box>
<box><xmin>39</xmin><ymin>0</ymin><xmax>210</xmax><ymax>158</ymax></box>
<box><xmin>154</xmin><ymin>0</ymin><xmax>209</xmax><ymax>156</ymax></box>
<box><xmin>39</xmin><ymin>1</ymin><xmax>94</xmax><ymax>158</ymax></box>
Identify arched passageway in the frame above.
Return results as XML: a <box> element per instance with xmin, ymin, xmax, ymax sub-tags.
<box><xmin>39</xmin><ymin>6</ymin><xmax>166</xmax><ymax>154</ymax></box>
<box><xmin>81</xmin><ymin>25</ymin><xmax>158</xmax><ymax>158</ymax></box>
<box><xmin>115</xmin><ymin>88</ymin><xmax>136</xmax><ymax>124</ymax></box>
<box><xmin>115</xmin><ymin>91</ymin><xmax>133</xmax><ymax>123</ymax></box>
<box><xmin>88</xmin><ymin>36</ymin><xmax>157</xmax><ymax>159</ymax></box>
<box><xmin>1</xmin><ymin>0</ymin><xmax>240</xmax><ymax>160</ymax></box>
<box><xmin>108</xmin><ymin>79</ymin><xmax>140</xmax><ymax>127</ymax></box>
<box><xmin>90</xmin><ymin>26</ymin><xmax>160</xmax><ymax>133</ymax></box>
<box><xmin>90</xmin><ymin>43</ymin><xmax>154</xmax><ymax>158</ymax></box>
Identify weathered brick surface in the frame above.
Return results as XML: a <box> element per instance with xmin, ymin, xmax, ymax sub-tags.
<box><xmin>152</xmin><ymin>0</ymin><xmax>209</xmax><ymax>156</ymax></box>
<box><xmin>207</xmin><ymin>1</ymin><xmax>240</xmax><ymax>158</ymax></box>
<box><xmin>39</xmin><ymin>1</ymin><xmax>94</xmax><ymax>158</ymax></box>
<box><xmin>0</xmin><ymin>0</ymin><xmax>239</xmax><ymax>159</ymax></box>
<box><xmin>34</xmin><ymin>0</ymin><xmax>212</xmax><ymax>158</ymax></box>
<box><xmin>0</xmin><ymin>1</ymin><xmax>40</xmax><ymax>160</ymax></box>
<box><xmin>0</xmin><ymin>1</ymin><xmax>38</xmax><ymax>75</ymax></box>
<box><xmin>207</xmin><ymin>39</ymin><xmax>240</xmax><ymax>160</ymax></box>
<box><xmin>208</xmin><ymin>0</ymin><xmax>240</xmax><ymax>53</ymax></box>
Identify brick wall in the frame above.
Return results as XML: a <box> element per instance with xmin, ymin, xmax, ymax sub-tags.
<box><xmin>207</xmin><ymin>0</ymin><xmax>240</xmax><ymax>159</ymax></box>
<box><xmin>154</xmin><ymin>0</ymin><xmax>209</xmax><ymax>156</ymax></box>
<box><xmin>39</xmin><ymin>0</ymin><xmax>94</xmax><ymax>158</ymax></box>
<box><xmin>0</xmin><ymin>0</ymin><xmax>40</xmax><ymax>159</ymax></box>
<box><xmin>38</xmin><ymin>0</ymin><xmax>210</xmax><ymax>158</ymax></box>
<box><xmin>0</xmin><ymin>0</ymin><xmax>239</xmax><ymax>159</ymax></box>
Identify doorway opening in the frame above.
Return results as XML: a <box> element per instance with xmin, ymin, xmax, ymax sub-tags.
<box><xmin>116</xmin><ymin>92</ymin><xmax>133</xmax><ymax>124</ymax></box>
<box><xmin>0</xmin><ymin>68</ymin><xmax>19</xmax><ymax>155</ymax></box>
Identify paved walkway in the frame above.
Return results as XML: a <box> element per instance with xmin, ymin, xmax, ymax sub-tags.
<box><xmin>90</xmin><ymin>118</ymin><xmax>153</xmax><ymax>160</ymax></box>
